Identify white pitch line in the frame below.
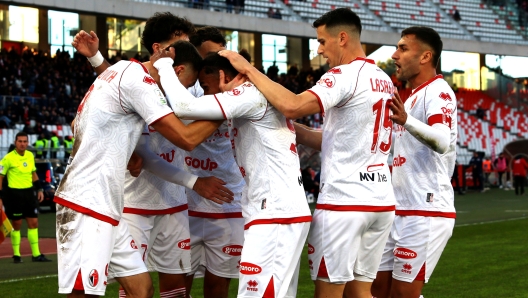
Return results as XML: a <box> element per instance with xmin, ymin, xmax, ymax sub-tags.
<box><xmin>0</xmin><ymin>274</ymin><xmax>57</xmax><ymax>284</ymax></box>
<box><xmin>456</xmin><ymin>216</ymin><xmax>527</xmax><ymax>227</ymax></box>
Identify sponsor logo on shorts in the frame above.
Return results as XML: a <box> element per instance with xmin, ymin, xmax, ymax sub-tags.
<box><xmin>223</xmin><ymin>245</ymin><xmax>243</xmax><ymax>256</ymax></box>
<box><xmin>401</xmin><ymin>263</ymin><xmax>412</xmax><ymax>274</ymax></box>
<box><xmin>247</xmin><ymin>280</ymin><xmax>258</xmax><ymax>292</ymax></box>
<box><xmin>130</xmin><ymin>240</ymin><xmax>138</xmax><ymax>249</ymax></box>
<box><xmin>88</xmin><ymin>269</ymin><xmax>99</xmax><ymax>287</ymax></box>
<box><xmin>394</xmin><ymin>248</ymin><xmax>417</xmax><ymax>259</ymax></box>
<box><xmin>308</xmin><ymin>243</ymin><xmax>315</xmax><ymax>254</ymax></box>
<box><xmin>239</xmin><ymin>262</ymin><xmax>262</xmax><ymax>275</ymax></box>
<box><xmin>177</xmin><ymin>239</ymin><xmax>191</xmax><ymax>250</ymax></box>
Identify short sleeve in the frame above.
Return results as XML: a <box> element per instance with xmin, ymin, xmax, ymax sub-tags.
<box><xmin>307</xmin><ymin>66</ymin><xmax>355</xmax><ymax>115</ymax></box>
<box><xmin>214</xmin><ymin>83</ymin><xmax>267</xmax><ymax>121</ymax></box>
<box><xmin>0</xmin><ymin>157</ymin><xmax>8</xmax><ymax>176</ymax></box>
<box><xmin>425</xmin><ymin>83</ymin><xmax>456</xmax><ymax>129</ymax></box>
<box><xmin>119</xmin><ymin>62</ymin><xmax>173</xmax><ymax>125</ymax></box>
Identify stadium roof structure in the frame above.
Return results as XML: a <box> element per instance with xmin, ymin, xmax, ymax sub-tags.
<box><xmin>6</xmin><ymin>0</ymin><xmax>528</xmax><ymax>56</ymax></box>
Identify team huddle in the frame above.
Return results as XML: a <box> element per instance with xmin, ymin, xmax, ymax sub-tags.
<box><xmin>55</xmin><ymin>7</ymin><xmax>457</xmax><ymax>298</ymax></box>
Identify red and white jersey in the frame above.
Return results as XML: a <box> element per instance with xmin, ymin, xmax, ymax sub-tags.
<box><xmin>123</xmin><ymin>125</ymin><xmax>188</xmax><ymax>215</ymax></box>
<box><xmin>55</xmin><ymin>60</ymin><xmax>173</xmax><ymax>225</ymax></box>
<box><xmin>308</xmin><ymin>58</ymin><xmax>395</xmax><ymax>210</ymax></box>
<box><xmin>392</xmin><ymin>75</ymin><xmax>457</xmax><ymax>217</ymax></box>
<box><xmin>185</xmin><ymin>83</ymin><xmax>244</xmax><ymax>217</ymax></box>
<box><xmin>216</xmin><ymin>83</ymin><xmax>312</xmax><ymax>228</ymax></box>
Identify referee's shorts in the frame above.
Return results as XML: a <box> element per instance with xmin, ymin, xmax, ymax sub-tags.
<box><xmin>3</xmin><ymin>188</ymin><xmax>39</xmax><ymax>220</ymax></box>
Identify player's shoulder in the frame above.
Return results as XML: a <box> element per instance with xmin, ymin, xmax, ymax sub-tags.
<box><xmin>225</xmin><ymin>81</ymin><xmax>260</xmax><ymax>99</ymax></box>
<box><xmin>426</xmin><ymin>77</ymin><xmax>456</xmax><ymax>101</ymax></box>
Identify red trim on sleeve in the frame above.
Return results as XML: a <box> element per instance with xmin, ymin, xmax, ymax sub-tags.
<box><xmin>395</xmin><ymin>210</ymin><xmax>456</xmax><ymax>218</ymax></box>
<box><xmin>427</xmin><ymin>114</ymin><xmax>452</xmax><ymax>129</ymax></box>
<box><xmin>410</xmin><ymin>75</ymin><xmax>443</xmax><ymax>97</ymax></box>
<box><xmin>148</xmin><ymin>112</ymin><xmax>173</xmax><ymax>126</ymax></box>
<box><xmin>316</xmin><ymin>204</ymin><xmax>396</xmax><ymax>212</ymax></box>
<box><xmin>188</xmin><ymin>211</ymin><xmax>243</xmax><ymax>219</ymax></box>
<box><xmin>123</xmin><ymin>204</ymin><xmax>188</xmax><ymax>215</ymax></box>
<box><xmin>213</xmin><ymin>94</ymin><xmax>228</xmax><ymax>119</ymax></box>
<box><xmin>54</xmin><ymin>196</ymin><xmax>120</xmax><ymax>226</ymax></box>
<box><xmin>244</xmin><ymin>215</ymin><xmax>312</xmax><ymax>230</ymax></box>
<box><xmin>307</xmin><ymin>90</ymin><xmax>325</xmax><ymax>117</ymax></box>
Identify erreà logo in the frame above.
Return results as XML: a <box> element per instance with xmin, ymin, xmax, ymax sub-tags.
<box><xmin>223</xmin><ymin>245</ymin><xmax>243</xmax><ymax>256</ymax></box>
<box><xmin>394</xmin><ymin>248</ymin><xmax>417</xmax><ymax>259</ymax></box>
<box><xmin>88</xmin><ymin>269</ymin><xmax>99</xmax><ymax>287</ymax></box>
<box><xmin>439</xmin><ymin>92</ymin><xmax>452</xmax><ymax>101</ymax></box>
<box><xmin>143</xmin><ymin>76</ymin><xmax>156</xmax><ymax>85</ymax></box>
<box><xmin>239</xmin><ymin>262</ymin><xmax>262</xmax><ymax>275</ymax></box>
<box><xmin>308</xmin><ymin>243</ymin><xmax>315</xmax><ymax>254</ymax></box>
<box><xmin>327</xmin><ymin>67</ymin><xmax>342</xmax><ymax>74</ymax></box>
<box><xmin>177</xmin><ymin>239</ymin><xmax>191</xmax><ymax>250</ymax></box>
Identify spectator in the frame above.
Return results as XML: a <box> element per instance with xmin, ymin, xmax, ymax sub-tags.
<box><xmin>476</xmin><ymin>107</ymin><xmax>486</xmax><ymax>119</ymax></box>
<box><xmin>267</xmin><ymin>7</ymin><xmax>274</xmax><ymax>18</ymax></box>
<box><xmin>494</xmin><ymin>152</ymin><xmax>508</xmax><ymax>188</ymax></box>
<box><xmin>512</xmin><ymin>155</ymin><xmax>528</xmax><ymax>195</ymax></box>
<box><xmin>273</xmin><ymin>8</ymin><xmax>283</xmax><ymax>19</ymax></box>
<box><xmin>469</xmin><ymin>151</ymin><xmax>485</xmax><ymax>192</ymax></box>
<box><xmin>226</xmin><ymin>0</ymin><xmax>234</xmax><ymax>13</ymax></box>
<box><xmin>453</xmin><ymin>9</ymin><xmax>461</xmax><ymax>21</ymax></box>
<box><xmin>452</xmin><ymin>161</ymin><xmax>464</xmax><ymax>195</ymax></box>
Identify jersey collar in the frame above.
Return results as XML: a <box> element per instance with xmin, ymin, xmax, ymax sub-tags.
<box><xmin>130</xmin><ymin>58</ymin><xmax>150</xmax><ymax>74</ymax></box>
<box><xmin>350</xmin><ymin>57</ymin><xmax>375</xmax><ymax>64</ymax></box>
<box><xmin>410</xmin><ymin>74</ymin><xmax>443</xmax><ymax>96</ymax></box>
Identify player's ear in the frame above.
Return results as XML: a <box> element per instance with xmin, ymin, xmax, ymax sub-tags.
<box><xmin>421</xmin><ymin>50</ymin><xmax>433</xmax><ymax>65</ymax></box>
<box><xmin>175</xmin><ymin>65</ymin><xmax>185</xmax><ymax>77</ymax></box>
<box><xmin>152</xmin><ymin>43</ymin><xmax>161</xmax><ymax>53</ymax></box>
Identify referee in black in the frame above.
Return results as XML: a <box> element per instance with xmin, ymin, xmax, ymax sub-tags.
<box><xmin>0</xmin><ymin>132</ymin><xmax>51</xmax><ymax>263</ymax></box>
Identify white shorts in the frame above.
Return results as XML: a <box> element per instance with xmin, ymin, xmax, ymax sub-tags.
<box><xmin>378</xmin><ymin>215</ymin><xmax>455</xmax><ymax>283</ymax></box>
<box><xmin>56</xmin><ymin>206</ymin><xmax>146</xmax><ymax>295</ymax></box>
<box><xmin>122</xmin><ymin>211</ymin><xmax>191</xmax><ymax>274</ymax></box>
<box><xmin>189</xmin><ymin>216</ymin><xmax>244</xmax><ymax>279</ymax></box>
<box><xmin>238</xmin><ymin>222</ymin><xmax>310</xmax><ymax>298</ymax></box>
<box><xmin>308</xmin><ymin>209</ymin><xmax>394</xmax><ymax>283</ymax></box>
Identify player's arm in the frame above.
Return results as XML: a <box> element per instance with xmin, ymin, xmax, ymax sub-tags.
<box><xmin>389</xmin><ymin>90</ymin><xmax>450</xmax><ymax>154</ymax></box>
<box><xmin>219</xmin><ymin>50</ymin><xmax>320</xmax><ymax>119</ymax></box>
<box><xmin>154</xmin><ymin>57</ymin><xmax>226</xmax><ymax>120</ymax></box>
<box><xmin>71</xmin><ymin>30</ymin><xmax>111</xmax><ymax>75</ymax></box>
<box><xmin>293</xmin><ymin>122</ymin><xmax>322</xmax><ymax>151</ymax></box>
<box><xmin>32</xmin><ymin>171</ymin><xmax>44</xmax><ymax>202</ymax></box>
<box><xmin>134</xmin><ymin>134</ymin><xmax>233</xmax><ymax>204</ymax></box>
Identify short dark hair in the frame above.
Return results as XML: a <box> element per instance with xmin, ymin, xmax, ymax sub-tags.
<box><xmin>142</xmin><ymin>12</ymin><xmax>195</xmax><ymax>54</ymax></box>
<box><xmin>201</xmin><ymin>52</ymin><xmax>238</xmax><ymax>79</ymax></box>
<box><xmin>15</xmin><ymin>131</ymin><xmax>28</xmax><ymax>141</ymax></box>
<box><xmin>401</xmin><ymin>26</ymin><xmax>443</xmax><ymax>68</ymax></box>
<box><xmin>189</xmin><ymin>26</ymin><xmax>227</xmax><ymax>48</ymax></box>
<box><xmin>169</xmin><ymin>40</ymin><xmax>203</xmax><ymax>73</ymax></box>
<box><xmin>313</xmin><ymin>8</ymin><xmax>362</xmax><ymax>36</ymax></box>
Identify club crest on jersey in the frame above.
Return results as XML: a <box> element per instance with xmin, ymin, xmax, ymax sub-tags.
<box><xmin>88</xmin><ymin>269</ymin><xmax>99</xmax><ymax>287</ymax></box>
<box><xmin>308</xmin><ymin>243</ymin><xmax>315</xmax><ymax>254</ymax></box>
<box><xmin>228</xmin><ymin>86</ymin><xmax>245</xmax><ymax>96</ymax></box>
<box><xmin>317</xmin><ymin>75</ymin><xmax>336</xmax><ymax>88</ymax></box>
<box><xmin>439</xmin><ymin>92</ymin><xmax>452</xmax><ymax>101</ymax></box>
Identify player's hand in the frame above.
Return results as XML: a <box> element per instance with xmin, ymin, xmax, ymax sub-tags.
<box><xmin>219</xmin><ymin>70</ymin><xmax>247</xmax><ymax>92</ymax></box>
<box><xmin>218</xmin><ymin>50</ymin><xmax>253</xmax><ymax>75</ymax></box>
<box><xmin>71</xmin><ymin>30</ymin><xmax>100</xmax><ymax>58</ymax></box>
<box><xmin>37</xmin><ymin>191</ymin><xmax>44</xmax><ymax>203</ymax></box>
<box><xmin>389</xmin><ymin>89</ymin><xmax>407</xmax><ymax>125</ymax></box>
<box><xmin>127</xmin><ymin>152</ymin><xmax>143</xmax><ymax>177</ymax></box>
<box><xmin>150</xmin><ymin>47</ymin><xmax>175</xmax><ymax>65</ymax></box>
<box><xmin>193</xmin><ymin>176</ymin><xmax>234</xmax><ymax>205</ymax></box>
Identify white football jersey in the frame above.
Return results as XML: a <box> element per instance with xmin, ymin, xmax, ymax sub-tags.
<box><xmin>55</xmin><ymin>60</ymin><xmax>173</xmax><ymax>225</ymax></box>
<box><xmin>123</xmin><ymin>125</ymin><xmax>188</xmax><ymax>214</ymax></box>
<box><xmin>392</xmin><ymin>75</ymin><xmax>457</xmax><ymax>217</ymax></box>
<box><xmin>308</xmin><ymin>58</ymin><xmax>395</xmax><ymax>210</ymax></box>
<box><xmin>185</xmin><ymin>83</ymin><xmax>244</xmax><ymax>217</ymax></box>
<box><xmin>215</xmin><ymin>83</ymin><xmax>312</xmax><ymax>227</ymax></box>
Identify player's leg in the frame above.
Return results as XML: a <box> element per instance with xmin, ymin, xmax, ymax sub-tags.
<box><xmin>186</xmin><ymin>215</ymin><xmax>205</xmax><ymax>297</ymax></box>
<box><xmin>389</xmin><ymin>216</ymin><xmax>454</xmax><ymax>298</ymax></box>
<box><xmin>148</xmin><ymin>212</ymin><xmax>191</xmax><ymax>297</ymax></box>
<box><xmin>115</xmin><ymin>273</ymin><xmax>154</xmax><ymax>298</ymax></box>
<box><xmin>119</xmin><ymin>213</ymin><xmax>154</xmax><ymax>297</ymax></box>
<box><xmin>202</xmin><ymin>216</ymin><xmax>244</xmax><ymax>298</ymax></box>
<box><xmin>238</xmin><ymin>222</ymin><xmax>309</xmax><ymax>298</ymax></box>
<box><xmin>371</xmin><ymin>221</ymin><xmax>397</xmax><ymax>298</ymax></box>
<box><xmin>343</xmin><ymin>211</ymin><xmax>394</xmax><ymax>298</ymax></box>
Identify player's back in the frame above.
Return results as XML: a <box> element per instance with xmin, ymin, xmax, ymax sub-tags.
<box><xmin>56</xmin><ymin>60</ymin><xmax>172</xmax><ymax>224</ymax></box>
<box><xmin>310</xmin><ymin>58</ymin><xmax>395</xmax><ymax>208</ymax></box>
